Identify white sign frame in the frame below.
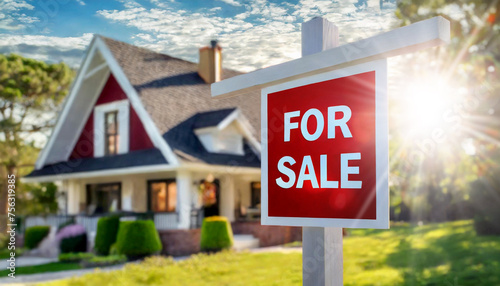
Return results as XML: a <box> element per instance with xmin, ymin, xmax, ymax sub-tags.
<box><xmin>261</xmin><ymin>59</ymin><xmax>389</xmax><ymax>229</ymax></box>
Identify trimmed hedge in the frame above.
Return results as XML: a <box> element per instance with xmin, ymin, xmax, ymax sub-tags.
<box><xmin>94</xmin><ymin>216</ymin><xmax>120</xmax><ymax>255</ymax></box>
<box><xmin>25</xmin><ymin>226</ymin><xmax>50</xmax><ymax>249</ymax></box>
<box><xmin>60</xmin><ymin>233</ymin><xmax>87</xmax><ymax>254</ymax></box>
<box><xmin>115</xmin><ymin>220</ymin><xmax>162</xmax><ymax>258</ymax></box>
<box><xmin>59</xmin><ymin>252</ymin><xmax>94</xmax><ymax>263</ymax></box>
<box><xmin>80</xmin><ymin>255</ymin><xmax>127</xmax><ymax>268</ymax></box>
<box><xmin>200</xmin><ymin>216</ymin><xmax>233</xmax><ymax>252</ymax></box>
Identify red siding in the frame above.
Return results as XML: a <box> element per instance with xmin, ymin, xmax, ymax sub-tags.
<box><xmin>129</xmin><ymin>106</ymin><xmax>154</xmax><ymax>150</ymax></box>
<box><xmin>69</xmin><ymin>74</ymin><xmax>155</xmax><ymax>160</ymax></box>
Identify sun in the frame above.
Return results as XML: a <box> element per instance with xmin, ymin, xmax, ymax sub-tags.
<box><xmin>393</xmin><ymin>74</ymin><xmax>462</xmax><ymax>137</ymax></box>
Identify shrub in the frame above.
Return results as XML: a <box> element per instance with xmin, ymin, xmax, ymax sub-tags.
<box><xmin>0</xmin><ymin>233</ymin><xmax>8</xmax><ymax>249</ymax></box>
<box><xmin>80</xmin><ymin>254</ymin><xmax>127</xmax><ymax>268</ymax></box>
<box><xmin>59</xmin><ymin>252</ymin><xmax>94</xmax><ymax>263</ymax></box>
<box><xmin>115</xmin><ymin>220</ymin><xmax>162</xmax><ymax>259</ymax></box>
<box><xmin>94</xmin><ymin>216</ymin><xmax>120</xmax><ymax>255</ymax></box>
<box><xmin>56</xmin><ymin>224</ymin><xmax>87</xmax><ymax>253</ymax></box>
<box><xmin>200</xmin><ymin>216</ymin><xmax>233</xmax><ymax>252</ymax></box>
<box><xmin>25</xmin><ymin>226</ymin><xmax>50</xmax><ymax>249</ymax></box>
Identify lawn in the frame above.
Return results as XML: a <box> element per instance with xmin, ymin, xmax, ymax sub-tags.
<box><xmin>0</xmin><ymin>262</ymin><xmax>81</xmax><ymax>276</ymax></box>
<box><xmin>41</xmin><ymin>220</ymin><xmax>500</xmax><ymax>285</ymax></box>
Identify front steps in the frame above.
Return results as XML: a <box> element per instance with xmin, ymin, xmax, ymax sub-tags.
<box><xmin>233</xmin><ymin>234</ymin><xmax>260</xmax><ymax>250</ymax></box>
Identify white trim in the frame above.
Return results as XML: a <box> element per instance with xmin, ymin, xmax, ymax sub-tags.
<box><xmin>21</xmin><ymin>163</ymin><xmax>260</xmax><ymax>183</ymax></box>
<box><xmin>84</xmin><ymin>62</ymin><xmax>108</xmax><ymax>80</ymax></box>
<box><xmin>94</xmin><ymin>99</ymin><xmax>130</xmax><ymax>157</ymax></box>
<box><xmin>212</xmin><ymin>16</ymin><xmax>450</xmax><ymax>99</ymax></box>
<box><xmin>260</xmin><ymin>59</ymin><xmax>389</xmax><ymax>229</ymax></box>
<box><xmin>94</xmin><ymin>37</ymin><xmax>180</xmax><ymax>166</ymax></box>
<box><xmin>35</xmin><ymin>37</ymin><xmax>98</xmax><ymax>170</ymax></box>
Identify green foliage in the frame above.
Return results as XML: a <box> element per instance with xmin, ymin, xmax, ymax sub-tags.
<box><xmin>109</xmin><ymin>243</ymin><xmax>118</xmax><ymax>255</ymax></box>
<box><xmin>25</xmin><ymin>226</ymin><xmax>50</xmax><ymax>249</ymax></box>
<box><xmin>115</xmin><ymin>220</ymin><xmax>162</xmax><ymax>258</ymax></box>
<box><xmin>470</xmin><ymin>178</ymin><xmax>500</xmax><ymax>235</ymax></box>
<box><xmin>0</xmin><ymin>232</ymin><xmax>7</xmax><ymax>249</ymax></box>
<box><xmin>58</xmin><ymin>252</ymin><xmax>94</xmax><ymax>263</ymax></box>
<box><xmin>20</xmin><ymin>183</ymin><xmax>59</xmax><ymax>216</ymax></box>
<box><xmin>60</xmin><ymin>234</ymin><xmax>87</xmax><ymax>254</ymax></box>
<box><xmin>0</xmin><ymin>54</ymin><xmax>74</xmax><ymax>217</ymax></box>
<box><xmin>94</xmin><ymin>216</ymin><xmax>120</xmax><ymax>255</ymax></box>
<box><xmin>200</xmin><ymin>216</ymin><xmax>233</xmax><ymax>251</ymax></box>
<box><xmin>80</xmin><ymin>255</ymin><xmax>127</xmax><ymax>268</ymax></box>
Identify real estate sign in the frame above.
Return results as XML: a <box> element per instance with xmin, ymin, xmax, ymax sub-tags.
<box><xmin>261</xmin><ymin>60</ymin><xmax>389</xmax><ymax>229</ymax></box>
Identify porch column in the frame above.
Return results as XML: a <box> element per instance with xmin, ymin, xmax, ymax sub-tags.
<box><xmin>176</xmin><ymin>171</ymin><xmax>192</xmax><ymax>229</ymax></box>
<box><xmin>219</xmin><ymin>175</ymin><xmax>235</xmax><ymax>222</ymax></box>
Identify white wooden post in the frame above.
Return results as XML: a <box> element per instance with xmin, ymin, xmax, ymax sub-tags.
<box><xmin>301</xmin><ymin>17</ymin><xmax>343</xmax><ymax>286</ymax></box>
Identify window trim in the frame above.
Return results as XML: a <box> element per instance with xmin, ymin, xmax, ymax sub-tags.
<box><xmin>94</xmin><ymin>99</ymin><xmax>129</xmax><ymax>157</ymax></box>
<box><xmin>147</xmin><ymin>179</ymin><xmax>177</xmax><ymax>213</ymax></box>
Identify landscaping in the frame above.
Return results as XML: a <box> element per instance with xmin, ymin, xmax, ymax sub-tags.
<box><xmin>38</xmin><ymin>220</ymin><xmax>500</xmax><ymax>286</ymax></box>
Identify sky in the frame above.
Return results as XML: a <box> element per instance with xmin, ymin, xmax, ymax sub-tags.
<box><xmin>0</xmin><ymin>0</ymin><xmax>399</xmax><ymax>72</ymax></box>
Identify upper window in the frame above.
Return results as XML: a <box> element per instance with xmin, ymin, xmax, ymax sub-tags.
<box><xmin>105</xmin><ymin>111</ymin><xmax>119</xmax><ymax>155</ymax></box>
<box><xmin>94</xmin><ymin>100</ymin><xmax>129</xmax><ymax>157</ymax></box>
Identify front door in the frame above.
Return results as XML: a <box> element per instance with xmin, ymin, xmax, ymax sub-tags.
<box><xmin>200</xmin><ymin>179</ymin><xmax>220</xmax><ymax>217</ymax></box>
<box><xmin>86</xmin><ymin>183</ymin><xmax>121</xmax><ymax>214</ymax></box>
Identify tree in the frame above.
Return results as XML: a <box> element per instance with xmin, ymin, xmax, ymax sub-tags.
<box><xmin>0</xmin><ymin>54</ymin><xmax>74</xmax><ymax>221</ymax></box>
<box><xmin>391</xmin><ymin>0</ymin><xmax>500</xmax><ymax>222</ymax></box>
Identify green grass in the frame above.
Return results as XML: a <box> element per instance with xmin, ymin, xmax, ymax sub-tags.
<box><xmin>40</xmin><ymin>220</ymin><xmax>500</xmax><ymax>285</ymax></box>
<box><xmin>0</xmin><ymin>262</ymin><xmax>81</xmax><ymax>276</ymax></box>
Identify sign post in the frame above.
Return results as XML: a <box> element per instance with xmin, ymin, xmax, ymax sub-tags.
<box><xmin>301</xmin><ymin>17</ymin><xmax>343</xmax><ymax>286</ymax></box>
<box><xmin>212</xmin><ymin>16</ymin><xmax>450</xmax><ymax>286</ymax></box>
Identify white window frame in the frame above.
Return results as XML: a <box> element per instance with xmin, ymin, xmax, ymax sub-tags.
<box><xmin>94</xmin><ymin>99</ymin><xmax>129</xmax><ymax>157</ymax></box>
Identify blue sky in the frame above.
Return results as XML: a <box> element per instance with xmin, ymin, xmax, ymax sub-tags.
<box><xmin>1</xmin><ymin>0</ymin><xmax>398</xmax><ymax>72</ymax></box>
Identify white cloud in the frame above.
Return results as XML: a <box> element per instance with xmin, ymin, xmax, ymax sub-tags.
<box><xmin>76</xmin><ymin>0</ymin><xmax>86</xmax><ymax>6</ymax></box>
<box><xmin>217</xmin><ymin>0</ymin><xmax>241</xmax><ymax>7</ymax></box>
<box><xmin>0</xmin><ymin>33</ymin><xmax>93</xmax><ymax>67</ymax></box>
<box><xmin>0</xmin><ymin>0</ymin><xmax>36</xmax><ymax>30</ymax></box>
<box><xmin>95</xmin><ymin>0</ymin><xmax>397</xmax><ymax>72</ymax></box>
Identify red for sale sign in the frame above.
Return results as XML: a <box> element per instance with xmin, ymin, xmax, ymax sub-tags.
<box><xmin>261</xmin><ymin>60</ymin><xmax>389</xmax><ymax>228</ymax></box>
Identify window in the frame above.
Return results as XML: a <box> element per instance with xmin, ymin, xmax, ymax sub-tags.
<box><xmin>251</xmin><ymin>182</ymin><xmax>261</xmax><ymax>208</ymax></box>
<box><xmin>86</xmin><ymin>183</ymin><xmax>121</xmax><ymax>214</ymax></box>
<box><xmin>105</xmin><ymin>111</ymin><xmax>119</xmax><ymax>155</ymax></box>
<box><xmin>94</xmin><ymin>100</ymin><xmax>129</xmax><ymax>157</ymax></box>
<box><xmin>148</xmin><ymin>179</ymin><xmax>177</xmax><ymax>212</ymax></box>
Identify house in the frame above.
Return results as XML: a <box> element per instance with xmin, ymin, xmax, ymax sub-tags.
<box><xmin>24</xmin><ymin>36</ymin><xmax>300</xmax><ymax>255</ymax></box>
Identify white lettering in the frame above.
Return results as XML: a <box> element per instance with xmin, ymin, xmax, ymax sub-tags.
<box><xmin>276</xmin><ymin>156</ymin><xmax>296</xmax><ymax>188</ymax></box>
<box><xmin>340</xmin><ymin>153</ymin><xmax>362</xmax><ymax>189</ymax></box>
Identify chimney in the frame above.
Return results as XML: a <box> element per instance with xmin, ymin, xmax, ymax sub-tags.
<box><xmin>198</xmin><ymin>40</ymin><xmax>222</xmax><ymax>84</ymax></box>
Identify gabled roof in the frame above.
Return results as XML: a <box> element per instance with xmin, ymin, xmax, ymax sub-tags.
<box><xmin>164</xmin><ymin>109</ymin><xmax>260</xmax><ymax>167</ymax></box>
<box><xmin>101</xmin><ymin>36</ymin><xmax>261</xmax><ymax>139</ymax></box>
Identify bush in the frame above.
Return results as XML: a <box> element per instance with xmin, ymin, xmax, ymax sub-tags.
<box><xmin>0</xmin><ymin>233</ymin><xmax>8</xmax><ymax>249</ymax></box>
<box><xmin>94</xmin><ymin>216</ymin><xmax>120</xmax><ymax>255</ymax></box>
<box><xmin>115</xmin><ymin>220</ymin><xmax>162</xmax><ymax>259</ymax></box>
<box><xmin>56</xmin><ymin>224</ymin><xmax>87</xmax><ymax>253</ymax></box>
<box><xmin>80</xmin><ymin>254</ymin><xmax>127</xmax><ymax>268</ymax></box>
<box><xmin>200</xmin><ymin>216</ymin><xmax>233</xmax><ymax>252</ymax></box>
<box><xmin>59</xmin><ymin>252</ymin><xmax>94</xmax><ymax>263</ymax></box>
<box><xmin>25</xmin><ymin>226</ymin><xmax>50</xmax><ymax>249</ymax></box>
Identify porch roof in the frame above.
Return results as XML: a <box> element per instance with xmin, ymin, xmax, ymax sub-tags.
<box><xmin>26</xmin><ymin>148</ymin><xmax>167</xmax><ymax>178</ymax></box>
